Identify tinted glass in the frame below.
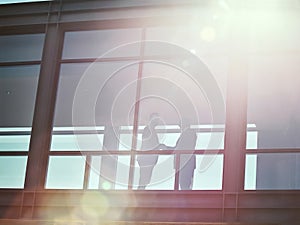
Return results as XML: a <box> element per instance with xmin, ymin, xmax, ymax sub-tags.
<box><xmin>0</xmin><ymin>65</ymin><xmax>40</xmax><ymax>151</ymax></box>
<box><xmin>62</xmin><ymin>29</ymin><xmax>142</xmax><ymax>59</ymax></box>
<box><xmin>0</xmin><ymin>34</ymin><xmax>44</xmax><ymax>62</ymax></box>
<box><xmin>245</xmin><ymin>153</ymin><xmax>300</xmax><ymax>190</ymax></box>
<box><xmin>51</xmin><ymin>62</ymin><xmax>138</xmax><ymax>151</ymax></box>
<box><xmin>246</xmin><ymin>11</ymin><xmax>300</xmax><ymax>149</ymax></box>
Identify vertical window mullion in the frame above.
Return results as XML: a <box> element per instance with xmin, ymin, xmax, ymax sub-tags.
<box><xmin>128</xmin><ymin>27</ymin><xmax>147</xmax><ymax>190</ymax></box>
<box><xmin>25</xmin><ymin>24</ymin><xmax>64</xmax><ymax>190</ymax></box>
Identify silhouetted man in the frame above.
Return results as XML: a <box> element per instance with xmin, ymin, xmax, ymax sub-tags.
<box><xmin>137</xmin><ymin>113</ymin><xmax>165</xmax><ymax>189</ymax></box>
<box><xmin>175</xmin><ymin>119</ymin><xmax>197</xmax><ymax>190</ymax></box>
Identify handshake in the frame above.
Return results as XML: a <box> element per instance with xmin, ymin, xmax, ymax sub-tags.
<box><xmin>158</xmin><ymin>144</ymin><xmax>174</xmax><ymax>150</ymax></box>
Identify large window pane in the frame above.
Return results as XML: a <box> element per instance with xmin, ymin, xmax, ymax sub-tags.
<box><xmin>0</xmin><ymin>65</ymin><xmax>40</xmax><ymax>126</ymax></box>
<box><xmin>0</xmin><ymin>134</ymin><xmax>31</xmax><ymax>151</ymax></box>
<box><xmin>88</xmin><ymin>155</ymin><xmax>130</xmax><ymax>190</ymax></box>
<box><xmin>133</xmin><ymin>154</ymin><xmax>175</xmax><ymax>190</ymax></box>
<box><xmin>133</xmin><ymin>154</ymin><xmax>223</xmax><ymax>190</ymax></box>
<box><xmin>51</xmin><ymin>127</ymin><xmax>104</xmax><ymax>151</ymax></box>
<box><xmin>247</xmin><ymin>55</ymin><xmax>300</xmax><ymax>149</ymax></box>
<box><xmin>247</xmin><ymin>11</ymin><xmax>300</xmax><ymax>53</ymax></box>
<box><xmin>0</xmin><ymin>65</ymin><xmax>40</xmax><ymax>151</ymax></box>
<box><xmin>144</xmin><ymin>20</ymin><xmax>230</xmax><ymax>57</ymax></box>
<box><xmin>51</xmin><ymin>62</ymin><xmax>138</xmax><ymax>151</ymax></box>
<box><xmin>45</xmin><ymin>156</ymin><xmax>86</xmax><ymax>189</ymax></box>
<box><xmin>137</xmin><ymin>61</ymin><xmax>225</xmax><ymax>150</ymax></box>
<box><xmin>246</xmin><ymin>11</ymin><xmax>300</xmax><ymax>149</ymax></box>
<box><xmin>144</xmin><ymin>26</ymin><xmax>228</xmax><ymax>98</ymax></box>
<box><xmin>62</xmin><ymin>29</ymin><xmax>142</xmax><ymax>59</ymax></box>
<box><xmin>0</xmin><ymin>156</ymin><xmax>27</xmax><ymax>188</ymax></box>
<box><xmin>0</xmin><ymin>34</ymin><xmax>44</xmax><ymax>62</ymax></box>
<box><xmin>245</xmin><ymin>153</ymin><xmax>300</xmax><ymax>190</ymax></box>
<box><xmin>134</xmin><ymin>38</ymin><xmax>226</xmax><ymax>189</ymax></box>
<box><xmin>192</xmin><ymin>154</ymin><xmax>223</xmax><ymax>190</ymax></box>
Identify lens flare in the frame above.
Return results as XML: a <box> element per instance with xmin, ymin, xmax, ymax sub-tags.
<box><xmin>80</xmin><ymin>192</ymin><xmax>109</xmax><ymax>218</ymax></box>
<box><xmin>200</xmin><ymin>26</ymin><xmax>216</xmax><ymax>42</ymax></box>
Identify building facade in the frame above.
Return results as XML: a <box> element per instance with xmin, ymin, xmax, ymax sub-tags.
<box><xmin>0</xmin><ymin>0</ymin><xmax>300</xmax><ymax>224</ymax></box>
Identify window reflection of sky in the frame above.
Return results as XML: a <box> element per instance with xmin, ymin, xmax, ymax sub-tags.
<box><xmin>0</xmin><ymin>125</ymin><xmax>257</xmax><ymax>189</ymax></box>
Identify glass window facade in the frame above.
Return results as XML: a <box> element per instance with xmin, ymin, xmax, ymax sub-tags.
<box><xmin>1</xmin><ymin>3</ymin><xmax>299</xmax><ymax>193</ymax></box>
<box><xmin>0</xmin><ymin>33</ymin><xmax>44</xmax><ymax>188</ymax></box>
<box><xmin>51</xmin><ymin>61</ymin><xmax>139</xmax><ymax>151</ymax></box>
<box><xmin>246</xmin><ymin>11</ymin><xmax>300</xmax><ymax>149</ymax></box>
<box><xmin>0</xmin><ymin>34</ymin><xmax>44</xmax><ymax>62</ymax></box>
<box><xmin>49</xmin><ymin>25</ymin><xmax>226</xmax><ymax>190</ymax></box>
<box><xmin>1</xmin><ymin>2</ymin><xmax>300</xmax><ymax>225</ymax></box>
<box><xmin>0</xmin><ymin>65</ymin><xmax>40</xmax><ymax>129</ymax></box>
<box><xmin>245</xmin><ymin>153</ymin><xmax>300</xmax><ymax>190</ymax></box>
<box><xmin>62</xmin><ymin>29</ymin><xmax>142</xmax><ymax>59</ymax></box>
<box><xmin>245</xmin><ymin>11</ymin><xmax>300</xmax><ymax>190</ymax></box>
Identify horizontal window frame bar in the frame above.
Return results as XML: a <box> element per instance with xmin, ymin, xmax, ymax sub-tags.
<box><xmin>245</xmin><ymin>149</ymin><xmax>300</xmax><ymax>154</ymax></box>
<box><xmin>49</xmin><ymin>149</ymin><xmax>224</xmax><ymax>155</ymax></box>
<box><xmin>0</xmin><ymin>127</ymin><xmax>225</xmax><ymax>135</ymax></box>
<box><xmin>60</xmin><ymin>56</ymin><xmax>141</xmax><ymax>63</ymax></box>
<box><xmin>59</xmin><ymin>53</ymin><xmax>229</xmax><ymax>63</ymax></box>
<box><xmin>0</xmin><ymin>132</ymin><xmax>32</xmax><ymax>135</ymax></box>
<box><xmin>51</xmin><ymin>129</ymin><xmax>225</xmax><ymax>135</ymax></box>
<box><xmin>0</xmin><ymin>151</ymin><xmax>28</xmax><ymax>156</ymax></box>
<box><xmin>0</xmin><ymin>61</ymin><xmax>41</xmax><ymax>66</ymax></box>
<box><xmin>46</xmin><ymin>149</ymin><xmax>300</xmax><ymax>155</ymax></box>
<box><xmin>0</xmin><ymin>24</ymin><xmax>46</xmax><ymax>35</ymax></box>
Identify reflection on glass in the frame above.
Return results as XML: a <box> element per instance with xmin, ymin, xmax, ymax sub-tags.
<box><xmin>248</xmin><ymin>11</ymin><xmax>300</xmax><ymax>53</ymax></box>
<box><xmin>144</xmin><ymin>24</ymin><xmax>229</xmax><ymax>57</ymax></box>
<box><xmin>45</xmin><ymin>156</ymin><xmax>86</xmax><ymax>189</ymax></box>
<box><xmin>122</xmin><ymin>126</ymin><xmax>225</xmax><ymax>150</ymax></box>
<box><xmin>137</xmin><ymin>61</ymin><xmax>225</xmax><ymax>146</ymax></box>
<box><xmin>0</xmin><ymin>65</ymin><xmax>40</xmax><ymax>151</ymax></box>
<box><xmin>62</xmin><ymin>29</ymin><xmax>142</xmax><ymax>59</ymax></box>
<box><xmin>0</xmin><ymin>33</ymin><xmax>44</xmax><ymax>62</ymax></box>
<box><xmin>0</xmin><ymin>65</ymin><xmax>40</xmax><ymax>126</ymax></box>
<box><xmin>132</xmin><ymin>154</ymin><xmax>224</xmax><ymax>190</ymax></box>
<box><xmin>114</xmin><ymin>156</ymin><xmax>131</xmax><ymax>190</ymax></box>
<box><xmin>51</xmin><ymin>133</ymin><xmax>104</xmax><ymax>151</ymax></box>
<box><xmin>196</xmin><ymin>132</ymin><xmax>224</xmax><ymax>149</ymax></box>
<box><xmin>88</xmin><ymin>155</ymin><xmax>130</xmax><ymax>190</ymax></box>
<box><xmin>192</xmin><ymin>154</ymin><xmax>223</xmax><ymax>190</ymax></box>
<box><xmin>175</xmin><ymin>122</ymin><xmax>197</xmax><ymax>190</ymax></box>
<box><xmin>133</xmin><ymin>155</ymin><xmax>175</xmax><ymax>190</ymax></box>
<box><xmin>245</xmin><ymin>153</ymin><xmax>300</xmax><ymax>190</ymax></box>
<box><xmin>135</xmin><ymin>113</ymin><xmax>167</xmax><ymax>190</ymax></box>
<box><xmin>52</xmin><ymin>62</ymin><xmax>138</xmax><ymax>151</ymax></box>
<box><xmin>0</xmin><ymin>156</ymin><xmax>27</xmax><ymax>188</ymax></box>
<box><xmin>134</xmin><ymin>57</ymin><xmax>225</xmax><ymax>189</ymax></box>
<box><xmin>118</xmin><ymin>134</ymin><xmax>132</xmax><ymax>150</ymax></box>
<box><xmin>120</xmin><ymin>127</ymin><xmax>181</xmax><ymax>151</ymax></box>
<box><xmin>247</xmin><ymin>55</ymin><xmax>300</xmax><ymax>149</ymax></box>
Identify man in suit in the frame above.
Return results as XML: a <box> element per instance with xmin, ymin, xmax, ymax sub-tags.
<box><xmin>137</xmin><ymin>113</ymin><xmax>165</xmax><ymax>189</ymax></box>
<box><xmin>175</xmin><ymin>119</ymin><xmax>197</xmax><ymax>190</ymax></box>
